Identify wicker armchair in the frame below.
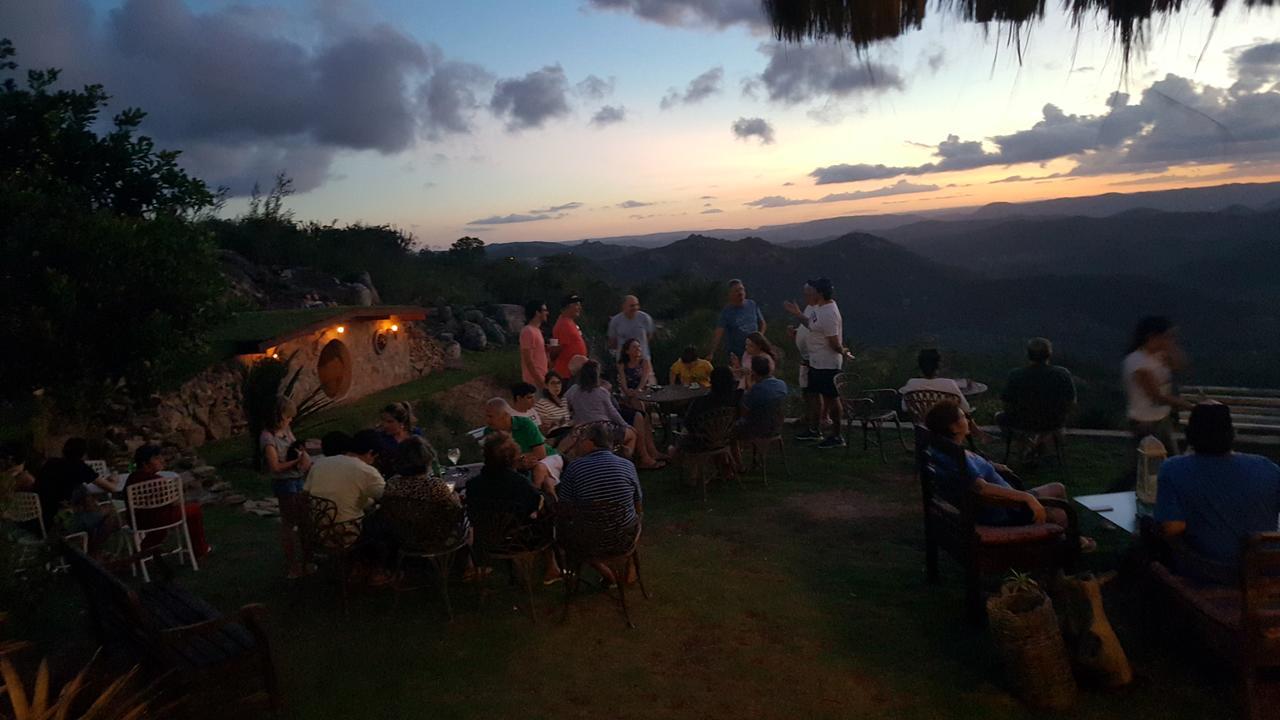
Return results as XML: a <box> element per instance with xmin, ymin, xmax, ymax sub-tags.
<box><xmin>380</xmin><ymin>494</ymin><xmax>470</xmax><ymax>619</ymax></box>
<box><xmin>468</xmin><ymin>501</ymin><xmax>554</xmax><ymax>622</ymax></box>
<box><xmin>676</xmin><ymin>406</ymin><xmax>739</xmax><ymax>501</ymax></box>
<box><xmin>901</xmin><ymin>389</ymin><xmax>961</xmax><ymax>424</ymax></box>
<box><xmin>555</xmin><ymin>500</ymin><xmax>648</xmax><ymax>628</ymax></box>
<box><xmin>916</xmin><ymin>425</ymin><xmax>1079</xmax><ymax>624</ymax></box>
<box><xmin>295</xmin><ymin>493</ymin><xmax>364</xmax><ymax>612</ymax></box>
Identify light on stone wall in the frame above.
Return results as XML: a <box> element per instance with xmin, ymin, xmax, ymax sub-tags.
<box><xmin>336</xmin><ymin>325</ymin><xmax>346</xmax><ymax>334</ymax></box>
<box><xmin>390</xmin><ymin>323</ymin><xmax>399</xmax><ymax>332</ymax></box>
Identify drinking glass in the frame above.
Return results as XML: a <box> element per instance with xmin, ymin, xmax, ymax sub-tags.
<box><xmin>447</xmin><ymin>447</ymin><xmax>461</xmax><ymax>466</ymax></box>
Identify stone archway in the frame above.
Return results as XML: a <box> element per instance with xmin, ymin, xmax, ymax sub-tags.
<box><xmin>317</xmin><ymin>339</ymin><xmax>353</xmax><ymax>399</ymax></box>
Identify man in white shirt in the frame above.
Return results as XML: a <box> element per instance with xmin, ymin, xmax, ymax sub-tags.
<box><xmin>607</xmin><ymin>295</ymin><xmax>655</xmax><ymax>362</ymax></box>
<box><xmin>304</xmin><ymin>429</ymin><xmax>386</xmax><ymax>525</ymax></box>
<box><xmin>784</xmin><ymin>278</ymin><xmax>845</xmax><ymax>449</ymax></box>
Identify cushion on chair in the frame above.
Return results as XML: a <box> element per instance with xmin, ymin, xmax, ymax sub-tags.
<box><xmin>1150</xmin><ymin>561</ymin><xmax>1242</xmax><ymax>630</ymax></box>
<box><xmin>974</xmin><ymin>522</ymin><xmax>1065</xmax><ymax>545</ymax></box>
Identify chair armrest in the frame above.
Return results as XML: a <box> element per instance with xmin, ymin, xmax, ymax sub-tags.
<box><xmin>1167</xmin><ymin>535</ymin><xmax>1237</xmax><ymax>585</ymax></box>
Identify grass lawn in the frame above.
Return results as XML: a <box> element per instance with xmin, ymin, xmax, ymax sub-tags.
<box><xmin>20</xmin><ymin>356</ymin><xmax>1241</xmax><ymax>719</ymax></box>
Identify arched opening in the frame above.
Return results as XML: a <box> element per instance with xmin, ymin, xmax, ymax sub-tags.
<box><xmin>317</xmin><ymin>339</ymin><xmax>353</xmax><ymax>399</ymax></box>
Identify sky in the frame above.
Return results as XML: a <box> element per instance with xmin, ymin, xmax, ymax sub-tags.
<box><xmin>3</xmin><ymin>0</ymin><xmax>1279</xmax><ymax>246</ymax></box>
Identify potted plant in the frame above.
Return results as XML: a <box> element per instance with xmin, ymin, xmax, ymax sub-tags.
<box><xmin>987</xmin><ymin>571</ymin><xmax>1077</xmax><ymax>710</ymax></box>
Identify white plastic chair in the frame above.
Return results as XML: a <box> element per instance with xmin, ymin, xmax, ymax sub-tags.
<box><xmin>3</xmin><ymin>492</ymin><xmax>88</xmax><ymax>572</ymax></box>
<box><xmin>125</xmin><ymin>477</ymin><xmax>198</xmax><ymax>581</ymax></box>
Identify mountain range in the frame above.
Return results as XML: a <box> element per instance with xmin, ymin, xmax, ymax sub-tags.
<box><xmin>486</xmin><ymin>182</ymin><xmax>1280</xmax><ymax>386</ymax></box>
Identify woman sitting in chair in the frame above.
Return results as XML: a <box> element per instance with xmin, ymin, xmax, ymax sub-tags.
<box><xmin>126</xmin><ymin>445</ymin><xmax>211</xmax><ymax>559</ymax></box>
<box><xmin>467</xmin><ymin>432</ymin><xmax>562</xmax><ymax>585</ymax></box>
<box><xmin>925</xmin><ymin>401</ymin><xmax>1094</xmax><ymax>550</ymax></box>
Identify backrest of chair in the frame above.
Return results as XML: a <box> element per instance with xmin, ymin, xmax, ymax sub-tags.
<box><xmin>554</xmin><ymin>500</ymin><xmax>639</xmax><ymax>560</ymax></box>
<box><xmin>61</xmin><ymin>545</ymin><xmax>153</xmax><ymax>651</ymax></box>
<box><xmin>690</xmin><ymin>406</ymin><xmax>739</xmax><ymax>449</ymax></box>
<box><xmin>902</xmin><ymin>389</ymin><xmax>956</xmax><ymax>423</ymax></box>
<box><xmin>380</xmin><ymin>495</ymin><xmax>462</xmax><ymax>550</ymax></box>
<box><xmin>5</xmin><ymin>492</ymin><xmax>44</xmax><ymax>534</ymax></box>
<box><xmin>469</xmin><ymin>503</ymin><xmax>544</xmax><ymax>557</ymax></box>
<box><xmin>126</xmin><ymin>477</ymin><xmax>182</xmax><ymax>511</ymax></box>
<box><xmin>297</xmin><ymin>493</ymin><xmax>351</xmax><ymax>550</ymax></box>
<box><xmin>867</xmin><ymin>389</ymin><xmax>901</xmax><ymax>414</ymax></box>
<box><xmin>1242</xmin><ymin>533</ymin><xmax>1280</xmax><ymax>666</ymax></box>
<box><xmin>86</xmin><ymin>459</ymin><xmax>110</xmax><ymax>479</ymax></box>
<box><xmin>915</xmin><ymin>425</ymin><xmax>969</xmax><ymax>510</ymax></box>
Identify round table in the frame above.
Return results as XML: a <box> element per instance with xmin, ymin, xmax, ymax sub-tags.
<box><xmin>955</xmin><ymin>379</ymin><xmax>989</xmax><ymax>397</ymax></box>
<box><xmin>639</xmin><ymin>385</ymin><xmax>710</xmax><ymax>405</ymax></box>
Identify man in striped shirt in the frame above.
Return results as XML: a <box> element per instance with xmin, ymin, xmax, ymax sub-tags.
<box><xmin>558</xmin><ymin>423</ymin><xmax>643</xmax><ymax>533</ymax></box>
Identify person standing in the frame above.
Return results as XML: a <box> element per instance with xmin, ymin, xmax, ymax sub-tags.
<box><xmin>520</xmin><ymin>300</ymin><xmax>550</xmax><ymax>389</ymax></box>
<box><xmin>607</xmin><ymin>295</ymin><xmax>655</xmax><ymax>363</ymax></box>
<box><xmin>552</xmin><ymin>293</ymin><xmax>588</xmax><ymax>379</ymax></box>
<box><xmin>1116</xmin><ymin>316</ymin><xmax>1194</xmax><ymax>490</ymax></box>
<box><xmin>709</xmin><ymin>279</ymin><xmax>765</xmax><ymax>363</ymax></box>
<box><xmin>784</xmin><ymin>278</ymin><xmax>844</xmax><ymax>448</ymax></box>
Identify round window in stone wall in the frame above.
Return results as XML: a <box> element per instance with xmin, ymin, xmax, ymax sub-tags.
<box><xmin>317</xmin><ymin>339</ymin><xmax>353</xmax><ymax>399</ymax></box>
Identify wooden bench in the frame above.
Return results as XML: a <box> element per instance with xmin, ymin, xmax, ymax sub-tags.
<box><xmin>1147</xmin><ymin>533</ymin><xmax>1280</xmax><ymax>720</ymax></box>
<box><xmin>61</xmin><ymin>545</ymin><xmax>281</xmax><ymax>716</ymax></box>
<box><xmin>1183</xmin><ymin>386</ymin><xmax>1280</xmax><ymax>439</ymax></box>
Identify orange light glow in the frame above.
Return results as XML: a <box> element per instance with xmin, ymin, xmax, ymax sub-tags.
<box><xmin>336</xmin><ymin>325</ymin><xmax>346</xmax><ymax>334</ymax></box>
<box><xmin>390</xmin><ymin>323</ymin><xmax>399</xmax><ymax>332</ymax></box>
<box><xmin>271</xmin><ymin>352</ymin><xmax>280</xmax><ymax>360</ymax></box>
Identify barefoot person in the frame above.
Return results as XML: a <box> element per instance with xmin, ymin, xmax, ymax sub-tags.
<box><xmin>260</xmin><ymin>397</ymin><xmax>313</xmax><ymax>578</ymax></box>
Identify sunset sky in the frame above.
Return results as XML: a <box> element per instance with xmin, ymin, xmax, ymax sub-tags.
<box><xmin>3</xmin><ymin>0</ymin><xmax>1279</xmax><ymax>245</ymax></box>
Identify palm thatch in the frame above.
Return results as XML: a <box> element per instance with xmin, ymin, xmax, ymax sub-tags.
<box><xmin>763</xmin><ymin>0</ymin><xmax>1275</xmax><ymax>63</ymax></box>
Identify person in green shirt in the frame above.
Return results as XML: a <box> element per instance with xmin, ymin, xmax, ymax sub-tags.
<box><xmin>484</xmin><ymin>398</ymin><xmax>563</xmax><ymax>494</ymax></box>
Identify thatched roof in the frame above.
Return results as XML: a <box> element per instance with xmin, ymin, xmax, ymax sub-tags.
<box><xmin>762</xmin><ymin>0</ymin><xmax>1275</xmax><ymax>63</ymax></box>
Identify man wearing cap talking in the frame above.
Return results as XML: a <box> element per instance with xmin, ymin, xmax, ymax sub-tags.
<box><xmin>784</xmin><ymin>278</ymin><xmax>846</xmax><ymax>449</ymax></box>
<box><xmin>552</xmin><ymin>293</ymin><xmax>589</xmax><ymax>379</ymax></box>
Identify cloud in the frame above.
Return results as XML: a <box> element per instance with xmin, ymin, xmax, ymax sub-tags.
<box><xmin>810</xmin><ymin>41</ymin><xmax>1280</xmax><ymax>185</ymax></box>
<box><xmin>989</xmin><ymin>173</ymin><xmax>1065</xmax><ymax>184</ymax></box>
<box><xmin>0</xmin><ymin>0</ymin><xmax>565</xmax><ymax>196</ymax></box>
<box><xmin>731</xmin><ymin>116</ymin><xmax>775</xmax><ymax>144</ymax></box>
<box><xmin>490</xmin><ymin>64</ymin><xmax>572</xmax><ymax>131</ymax></box>
<box><xmin>745</xmin><ymin>179</ymin><xmax>939</xmax><ymax>208</ymax></box>
<box><xmin>617</xmin><ymin>199</ymin><xmax>655</xmax><ymax>208</ymax></box>
<box><xmin>660</xmin><ymin>66</ymin><xmax>723</xmax><ymax>109</ymax></box>
<box><xmin>419</xmin><ymin>60</ymin><xmax>493</xmax><ymax>139</ymax></box>
<box><xmin>576</xmin><ymin>74</ymin><xmax>615</xmax><ymax>100</ymax></box>
<box><xmin>700</xmin><ymin>208</ymin><xmax>724</xmax><ymax>214</ymax></box>
<box><xmin>467</xmin><ymin>213</ymin><xmax>559</xmax><ymax>226</ymax></box>
<box><xmin>699</xmin><ymin>195</ymin><xmax>716</xmax><ymax>199</ymax></box>
<box><xmin>590</xmin><ymin>105</ymin><xmax>628</xmax><ymax>127</ymax></box>
<box><xmin>756</xmin><ymin>44</ymin><xmax>904</xmax><ymax>105</ymax></box>
<box><xmin>529</xmin><ymin>201</ymin><xmax>584</xmax><ymax>213</ymax></box>
<box><xmin>584</xmin><ymin>0</ymin><xmax>765</xmax><ymax>31</ymax></box>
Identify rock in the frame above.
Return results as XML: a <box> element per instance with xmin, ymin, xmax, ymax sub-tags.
<box><xmin>436</xmin><ymin>305</ymin><xmax>454</xmax><ymax>324</ymax></box>
<box><xmin>443</xmin><ymin>340</ymin><xmax>462</xmax><ymax>361</ymax></box>
<box><xmin>343</xmin><ymin>283</ymin><xmax>374</xmax><ymax>306</ymax></box>
<box><xmin>481</xmin><ymin>319</ymin><xmax>507</xmax><ymax>347</ymax></box>
<box><xmin>207</xmin><ymin>409</ymin><xmax>233</xmax><ymax>440</ymax></box>
<box><xmin>496</xmin><ymin>304</ymin><xmax>526</xmax><ymax>334</ymax></box>
<box><xmin>181</xmin><ymin>426</ymin><xmax>207</xmax><ymax>449</ymax></box>
<box><xmin>436</xmin><ymin>332</ymin><xmax>454</xmax><ymax>343</ymax></box>
<box><xmin>459</xmin><ymin>321</ymin><xmax>487</xmax><ymax>351</ymax></box>
<box><xmin>221</xmin><ymin>494</ymin><xmax>247</xmax><ymax>506</ymax></box>
<box><xmin>462</xmin><ymin>308</ymin><xmax>486</xmax><ymax>325</ymax></box>
<box><xmin>193</xmin><ymin>465</ymin><xmax>218</xmax><ymax>480</ymax></box>
<box><xmin>208</xmin><ymin>480</ymin><xmax>232</xmax><ymax>493</ymax></box>
<box><xmin>356</xmin><ymin>270</ymin><xmax>382</xmax><ymax>305</ymax></box>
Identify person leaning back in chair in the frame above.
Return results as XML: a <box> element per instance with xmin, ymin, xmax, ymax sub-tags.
<box><xmin>1155</xmin><ymin>402</ymin><xmax>1280</xmax><ymax>582</ymax></box>
<box><xmin>925</xmin><ymin>400</ymin><xmax>1095</xmax><ymax>551</ymax></box>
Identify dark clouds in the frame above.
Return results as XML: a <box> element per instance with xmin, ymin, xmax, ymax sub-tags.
<box><xmin>576</xmin><ymin>74</ymin><xmax>615</xmax><ymax>100</ymax></box>
<box><xmin>660</xmin><ymin>67</ymin><xmax>723</xmax><ymax>109</ymax></box>
<box><xmin>585</xmin><ymin>0</ymin><xmax>765</xmax><ymax>31</ymax></box>
<box><xmin>700</xmin><ymin>208</ymin><xmax>724</xmax><ymax>214</ymax></box>
<box><xmin>811</xmin><ymin>42</ymin><xmax>1280</xmax><ymax>184</ymax></box>
<box><xmin>590</xmin><ymin>105</ymin><xmax>628</xmax><ymax>127</ymax></box>
<box><xmin>617</xmin><ymin>200</ymin><xmax>656</xmax><ymax>208</ymax></box>
<box><xmin>756</xmin><ymin>44</ymin><xmax>903</xmax><ymax>105</ymax></box>
<box><xmin>530</xmin><ymin>202</ymin><xmax>584</xmax><ymax>213</ymax></box>
<box><xmin>745</xmin><ymin>179</ymin><xmax>939</xmax><ymax>208</ymax></box>
<box><xmin>490</xmin><ymin>65</ymin><xmax>572</xmax><ymax>131</ymax></box>
<box><xmin>467</xmin><ymin>213</ymin><xmax>559</xmax><ymax>226</ymax></box>
<box><xmin>0</xmin><ymin>0</ymin><xmax>601</xmax><ymax>195</ymax></box>
<box><xmin>731</xmin><ymin>117</ymin><xmax>775</xmax><ymax>144</ymax></box>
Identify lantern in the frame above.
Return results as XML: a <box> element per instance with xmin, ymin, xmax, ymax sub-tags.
<box><xmin>1135</xmin><ymin>435</ymin><xmax>1167</xmax><ymax>511</ymax></box>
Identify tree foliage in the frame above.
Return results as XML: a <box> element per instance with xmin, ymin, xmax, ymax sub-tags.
<box><xmin>0</xmin><ymin>41</ymin><xmax>225</xmax><ymax>407</ymax></box>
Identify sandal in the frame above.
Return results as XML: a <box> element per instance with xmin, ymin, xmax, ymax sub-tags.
<box><xmin>638</xmin><ymin>460</ymin><xmax>668</xmax><ymax>471</ymax></box>
<box><xmin>1079</xmin><ymin>536</ymin><xmax>1098</xmax><ymax>553</ymax></box>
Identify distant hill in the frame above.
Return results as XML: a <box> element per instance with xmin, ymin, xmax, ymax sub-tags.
<box><xmin>878</xmin><ymin>206</ymin><xmax>1280</xmax><ymax>303</ymax></box>
<box><xmin>484</xmin><ymin>239</ymin><xmax>641</xmax><ymax>262</ymax></box>
<box><xmin>965</xmin><ymin>181</ymin><xmax>1280</xmax><ymax>220</ymax></box>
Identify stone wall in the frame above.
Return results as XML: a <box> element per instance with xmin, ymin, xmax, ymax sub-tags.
<box><xmin>50</xmin><ymin>320</ymin><xmax>443</xmax><ymax>461</ymax></box>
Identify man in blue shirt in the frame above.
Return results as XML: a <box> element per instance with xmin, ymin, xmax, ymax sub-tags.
<box><xmin>738</xmin><ymin>355</ymin><xmax>788</xmax><ymax>439</ymax></box>
<box><xmin>1156</xmin><ymin>402</ymin><xmax>1280</xmax><ymax>575</ymax></box>
<box><xmin>709</xmin><ymin>279</ymin><xmax>765</xmax><ymax>363</ymax></box>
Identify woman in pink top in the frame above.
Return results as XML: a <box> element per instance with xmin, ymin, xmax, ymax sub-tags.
<box><xmin>520</xmin><ymin>300</ymin><xmax>550</xmax><ymax>388</ymax></box>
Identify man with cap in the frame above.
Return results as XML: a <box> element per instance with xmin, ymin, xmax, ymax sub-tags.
<box><xmin>552</xmin><ymin>293</ymin><xmax>588</xmax><ymax>379</ymax></box>
<box><xmin>784</xmin><ymin>278</ymin><xmax>845</xmax><ymax>448</ymax></box>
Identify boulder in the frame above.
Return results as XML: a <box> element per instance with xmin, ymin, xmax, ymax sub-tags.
<box><xmin>459</xmin><ymin>321</ymin><xmax>488</xmax><ymax>351</ymax></box>
<box><xmin>461</xmin><ymin>308</ymin><xmax>485</xmax><ymax>325</ymax></box>
<box><xmin>482</xmin><ymin>319</ymin><xmax>507</xmax><ymax>347</ymax></box>
<box><xmin>443</xmin><ymin>340</ymin><xmax>463</xmax><ymax>363</ymax></box>
<box><xmin>496</xmin><ymin>304</ymin><xmax>526</xmax><ymax>334</ymax></box>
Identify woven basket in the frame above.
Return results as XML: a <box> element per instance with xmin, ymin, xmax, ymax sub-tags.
<box><xmin>987</xmin><ymin>588</ymin><xmax>1077</xmax><ymax>711</ymax></box>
